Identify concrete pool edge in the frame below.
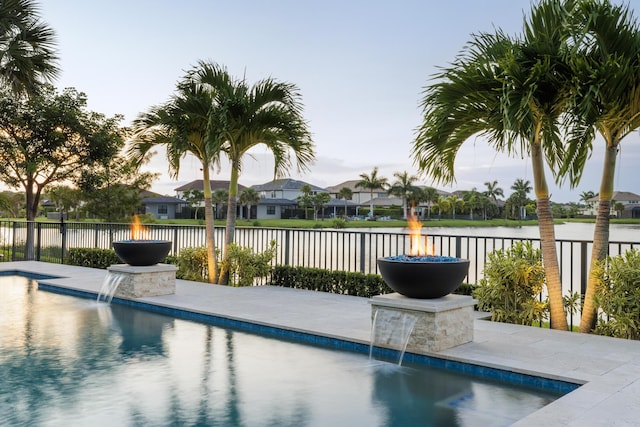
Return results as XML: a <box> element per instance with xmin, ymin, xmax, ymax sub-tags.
<box><xmin>2</xmin><ymin>261</ymin><xmax>639</xmax><ymax>426</ymax></box>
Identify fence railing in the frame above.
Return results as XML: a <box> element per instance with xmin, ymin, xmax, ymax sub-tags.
<box><xmin>2</xmin><ymin>220</ymin><xmax>639</xmax><ymax>300</ymax></box>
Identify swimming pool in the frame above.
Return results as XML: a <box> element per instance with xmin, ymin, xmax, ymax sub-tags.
<box><xmin>1</xmin><ymin>275</ymin><xmax>568</xmax><ymax>426</ymax></box>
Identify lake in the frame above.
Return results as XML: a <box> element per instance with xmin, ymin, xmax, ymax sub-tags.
<box><xmin>349</xmin><ymin>222</ymin><xmax>640</xmax><ymax>242</ymax></box>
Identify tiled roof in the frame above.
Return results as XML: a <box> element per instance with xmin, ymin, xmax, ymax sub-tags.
<box><xmin>174</xmin><ymin>180</ymin><xmax>247</xmax><ymax>192</ymax></box>
<box><xmin>142</xmin><ymin>196</ymin><xmax>187</xmax><ymax>205</ymax></box>
<box><xmin>252</xmin><ymin>178</ymin><xmax>327</xmax><ymax>192</ymax></box>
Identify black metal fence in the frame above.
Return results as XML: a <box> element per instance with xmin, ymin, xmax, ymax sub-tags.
<box><xmin>3</xmin><ymin>220</ymin><xmax>639</xmax><ymax>294</ymax></box>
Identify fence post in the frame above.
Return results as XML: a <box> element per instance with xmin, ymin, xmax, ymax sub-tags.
<box><xmin>11</xmin><ymin>221</ymin><xmax>16</xmax><ymax>261</ymax></box>
<box><xmin>60</xmin><ymin>218</ymin><xmax>66</xmax><ymax>264</ymax></box>
<box><xmin>284</xmin><ymin>229</ymin><xmax>291</xmax><ymax>265</ymax></box>
<box><xmin>581</xmin><ymin>241</ymin><xmax>588</xmax><ymax>295</ymax></box>
<box><xmin>173</xmin><ymin>227</ymin><xmax>179</xmax><ymax>254</ymax></box>
<box><xmin>36</xmin><ymin>222</ymin><xmax>41</xmax><ymax>261</ymax></box>
<box><xmin>455</xmin><ymin>236</ymin><xmax>462</xmax><ymax>259</ymax></box>
<box><xmin>360</xmin><ymin>233</ymin><xmax>366</xmax><ymax>273</ymax></box>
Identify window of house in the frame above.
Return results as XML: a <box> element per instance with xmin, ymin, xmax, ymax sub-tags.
<box><xmin>266</xmin><ymin>205</ymin><xmax>276</xmax><ymax>215</ymax></box>
<box><xmin>271</xmin><ymin>191</ymin><xmax>277</xmax><ymax>198</ymax></box>
<box><xmin>158</xmin><ymin>204</ymin><xmax>168</xmax><ymax>215</ymax></box>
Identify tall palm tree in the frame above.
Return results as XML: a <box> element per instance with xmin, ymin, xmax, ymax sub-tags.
<box><xmin>422</xmin><ymin>187</ymin><xmax>439</xmax><ymax>219</ymax></box>
<box><xmin>579</xmin><ymin>190</ymin><xmax>596</xmax><ymax>205</ymax></box>
<box><xmin>337</xmin><ymin>186</ymin><xmax>353</xmax><ymax>218</ymax></box>
<box><xmin>484</xmin><ymin>180</ymin><xmax>504</xmax><ymax>203</ymax></box>
<box><xmin>190</xmin><ymin>61</ymin><xmax>314</xmax><ymax>284</ymax></box>
<box><xmin>559</xmin><ymin>0</ymin><xmax>640</xmax><ymax>332</ymax></box>
<box><xmin>0</xmin><ymin>0</ymin><xmax>59</xmax><ymax>95</ymax></box>
<box><xmin>388</xmin><ymin>171</ymin><xmax>419</xmax><ymax>219</ymax></box>
<box><xmin>239</xmin><ymin>188</ymin><xmax>260</xmax><ymax>220</ymax></box>
<box><xmin>511</xmin><ymin>179</ymin><xmax>532</xmax><ymax>219</ymax></box>
<box><xmin>356</xmin><ymin>167</ymin><xmax>388</xmax><ymax>218</ymax></box>
<box><xmin>412</xmin><ymin>0</ymin><xmax>573</xmax><ymax>330</ymax></box>
<box><xmin>130</xmin><ymin>79</ymin><xmax>221</xmax><ymax>283</ymax></box>
<box><xmin>446</xmin><ymin>195</ymin><xmax>464</xmax><ymax>219</ymax></box>
<box><xmin>212</xmin><ymin>188</ymin><xmax>228</xmax><ymax>220</ymax></box>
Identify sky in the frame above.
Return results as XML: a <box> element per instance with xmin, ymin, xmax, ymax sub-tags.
<box><xmin>38</xmin><ymin>0</ymin><xmax>640</xmax><ymax>203</ymax></box>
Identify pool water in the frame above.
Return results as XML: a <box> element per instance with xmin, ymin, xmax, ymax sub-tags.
<box><xmin>0</xmin><ymin>276</ymin><xmax>563</xmax><ymax>426</ymax></box>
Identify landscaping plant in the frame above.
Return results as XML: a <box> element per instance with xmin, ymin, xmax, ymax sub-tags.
<box><xmin>593</xmin><ymin>249</ymin><xmax>640</xmax><ymax>340</ymax></box>
<box><xmin>474</xmin><ymin>241</ymin><xmax>548</xmax><ymax>325</ymax></box>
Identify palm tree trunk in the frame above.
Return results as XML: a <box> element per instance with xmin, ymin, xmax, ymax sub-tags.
<box><xmin>219</xmin><ymin>159</ymin><xmax>240</xmax><ymax>286</ymax></box>
<box><xmin>579</xmin><ymin>144</ymin><xmax>617</xmax><ymax>332</ymax></box>
<box><xmin>202</xmin><ymin>165</ymin><xmax>218</xmax><ymax>283</ymax></box>
<box><xmin>369</xmin><ymin>189</ymin><xmax>374</xmax><ymax>217</ymax></box>
<box><xmin>531</xmin><ymin>142</ymin><xmax>567</xmax><ymax>330</ymax></box>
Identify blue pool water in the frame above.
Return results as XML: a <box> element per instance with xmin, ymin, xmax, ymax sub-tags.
<box><xmin>0</xmin><ymin>276</ymin><xmax>568</xmax><ymax>426</ymax></box>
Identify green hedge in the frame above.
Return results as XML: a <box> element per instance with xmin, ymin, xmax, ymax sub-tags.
<box><xmin>269</xmin><ymin>265</ymin><xmax>392</xmax><ymax>297</ymax></box>
<box><xmin>66</xmin><ymin>248</ymin><xmax>121</xmax><ymax>269</ymax></box>
<box><xmin>270</xmin><ymin>265</ymin><xmax>478</xmax><ymax>298</ymax></box>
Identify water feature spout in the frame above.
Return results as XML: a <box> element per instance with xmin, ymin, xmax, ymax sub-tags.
<box><xmin>370</xmin><ymin>307</ymin><xmax>418</xmax><ymax>366</ymax></box>
<box><xmin>97</xmin><ymin>271</ymin><xmax>126</xmax><ymax>303</ymax></box>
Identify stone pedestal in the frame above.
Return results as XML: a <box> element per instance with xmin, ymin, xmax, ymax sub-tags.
<box><xmin>369</xmin><ymin>293</ymin><xmax>476</xmax><ymax>353</ymax></box>
<box><xmin>107</xmin><ymin>263</ymin><xmax>177</xmax><ymax>299</ymax></box>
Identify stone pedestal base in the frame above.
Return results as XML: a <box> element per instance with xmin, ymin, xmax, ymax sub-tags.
<box><xmin>369</xmin><ymin>293</ymin><xmax>476</xmax><ymax>353</ymax></box>
<box><xmin>107</xmin><ymin>263</ymin><xmax>177</xmax><ymax>299</ymax></box>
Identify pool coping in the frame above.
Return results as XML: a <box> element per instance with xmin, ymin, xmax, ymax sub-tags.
<box><xmin>2</xmin><ymin>261</ymin><xmax>639</xmax><ymax>426</ymax></box>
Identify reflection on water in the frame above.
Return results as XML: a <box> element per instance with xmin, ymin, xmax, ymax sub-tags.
<box><xmin>0</xmin><ymin>276</ymin><xmax>565</xmax><ymax>426</ymax></box>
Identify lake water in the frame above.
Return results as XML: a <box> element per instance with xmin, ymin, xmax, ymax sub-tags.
<box><xmin>350</xmin><ymin>222</ymin><xmax>640</xmax><ymax>242</ymax></box>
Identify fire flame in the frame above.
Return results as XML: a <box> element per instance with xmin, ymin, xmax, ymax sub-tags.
<box><xmin>407</xmin><ymin>215</ymin><xmax>434</xmax><ymax>256</ymax></box>
<box><xmin>131</xmin><ymin>214</ymin><xmax>149</xmax><ymax>240</ymax></box>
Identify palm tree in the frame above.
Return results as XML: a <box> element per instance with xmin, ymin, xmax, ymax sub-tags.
<box><xmin>435</xmin><ymin>195</ymin><xmax>449</xmax><ymax>218</ymax></box>
<box><xmin>183</xmin><ymin>189</ymin><xmax>204</xmax><ymax>219</ymax></box>
<box><xmin>0</xmin><ymin>0</ymin><xmax>59</xmax><ymax>95</ymax></box>
<box><xmin>356</xmin><ymin>167</ymin><xmax>388</xmax><ymax>218</ymax></box>
<box><xmin>579</xmin><ymin>190</ymin><xmax>596</xmax><ymax>205</ymax></box>
<box><xmin>484</xmin><ymin>180</ymin><xmax>504</xmax><ymax>203</ymax></box>
<box><xmin>446</xmin><ymin>195</ymin><xmax>464</xmax><ymax>219</ymax></box>
<box><xmin>190</xmin><ymin>61</ymin><xmax>314</xmax><ymax>285</ymax></box>
<box><xmin>462</xmin><ymin>188</ymin><xmax>483</xmax><ymax>220</ymax></box>
<box><xmin>558</xmin><ymin>1</ymin><xmax>640</xmax><ymax>332</ymax></box>
<box><xmin>388</xmin><ymin>171</ymin><xmax>419</xmax><ymax>219</ymax></box>
<box><xmin>422</xmin><ymin>187</ymin><xmax>439</xmax><ymax>219</ymax></box>
<box><xmin>239</xmin><ymin>188</ymin><xmax>260</xmax><ymax>220</ymax></box>
<box><xmin>212</xmin><ymin>189</ymin><xmax>228</xmax><ymax>220</ymax></box>
<box><xmin>337</xmin><ymin>186</ymin><xmax>353</xmax><ymax>218</ymax></box>
<box><xmin>511</xmin><ymin>179</ymin><xmax>532</xmax><ymax>220</ymax></box>
<box><xmin>412</xmin><ymin>0</ymin><xmax>573</xmax><ymax>330</ymax></box>
<box><xmin>130</xmin><ymin>78</ymin><xmax>221</xmax><ymax>284</ymax></box>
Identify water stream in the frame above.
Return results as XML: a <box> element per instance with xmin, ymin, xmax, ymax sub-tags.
<box><xmin>370</xmin><ymin>307</ymin><xmax>418</xmax><ymax>366</ymax></box>
<box><xmin>97</xmin><ymin>271</ymin><xmax>126</xmax><ymax>303</ymax></box>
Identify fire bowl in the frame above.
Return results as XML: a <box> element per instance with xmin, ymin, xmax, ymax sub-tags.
<box><xmin>377</xmin><ymin>255</ymin><xmax>470</xmax><ymax>299</ymax></box>
<box><xmin>113</xmin><ymin>240</ymin><xmax>172</xmax><ymax>266</ymax></box>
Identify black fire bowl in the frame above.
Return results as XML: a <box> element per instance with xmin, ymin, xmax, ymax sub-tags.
<box><xmin>377</xmin><ymin>255</ymin><xmax>470</xmax><ymax>299</ymax></box>
<box><xmin>113</xmin><ymin>240</ymin><xmax>172</xmax><ymax>266</ymax></box>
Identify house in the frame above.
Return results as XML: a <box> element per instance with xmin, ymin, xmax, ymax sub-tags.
<box><xmin>174</xmin><ymin>180</ymin><xmax>248</xmax><ymax>219</ymax></box>
<box><xmin>141</xmin><ymin>195</ymin><xmax>188</xmax><ymax>219</ymax></box>
<box><xmin>583</xmin><ymin>191</ymin><xmax>640</xmax><ymax>218</ymax></box>
<box><xmin>326</xmin><ymin>180</ymin><xmax>385</xmax><ymax>205</ymax></box>
<box><xmin>174</xmin><ymin>180</ymin><xmax>247</xmax><ymax>198</ymax></box>
<box><xmin>252</xmin><ymin>178</ymin><xmax>329</xmax><ymax>219</ymax></box>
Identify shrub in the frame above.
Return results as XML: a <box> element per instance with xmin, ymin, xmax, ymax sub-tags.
<box><xmin>331</xmin><ymin>219</ymin><xmax>347</xmax><ymax>229</ymax></box>
<box><xmin>474</xmin><ymin>241</ymin><xmax>548</xmax><ymax>325</ymax></box>
<box><xmin>593</xmin><ymin>249</ymin><xmax>640</xmax><ymax>340</ymax></box>
<box><xmin>221</xmin><ymin>240</ymin><xmax>277</xmax><ymax>287</ymax></box>
<box><xmin>269</xmin><ymin>265</ymin><xmax>391</xmax><ymax>297</ymax></box>
<box><xmin>67</xmin><ymin>248</ymin><xmax>121</xmax><ymax>269</ymax></box>
<box><xmin>174</xmin><ymin>247</ymin><xmax>209</xmax><ymax>282</ymax></box>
